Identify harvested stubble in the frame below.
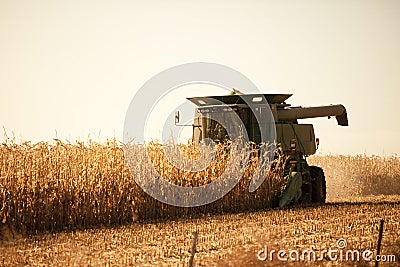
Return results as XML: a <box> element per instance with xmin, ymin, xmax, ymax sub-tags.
<box><xmin>0</xmin><ymin>140</ymin><xmax>285</xmax><ymax>235</ymax></box>
<box><xmin>1</xmin><ymin>198</ymin><xmax>399</xmax><ymax>266</ymax></box>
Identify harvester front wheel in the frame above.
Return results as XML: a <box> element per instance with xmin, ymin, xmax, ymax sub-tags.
<box><xmin>309</xmin><ymin>166</ymin><xmax>326</xmax><ymax>204</ymax></box>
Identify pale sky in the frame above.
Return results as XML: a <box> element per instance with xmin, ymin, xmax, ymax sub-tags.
<box><xmin>1</xmin><ymin>0</ymin><xmax>399</xmax><ymax>155</ymax></box>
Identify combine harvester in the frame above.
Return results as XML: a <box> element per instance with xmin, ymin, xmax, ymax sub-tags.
<box><xmin>176</xmin><ymin>93</ymin><xmax>348</xmax><ymax>208</ymax></box>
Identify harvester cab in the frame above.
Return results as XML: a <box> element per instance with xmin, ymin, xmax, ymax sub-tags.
<box><xmin>177</xmin><ymin>93</ymin><xmax>348</xmax><ymax>208</ymax></box>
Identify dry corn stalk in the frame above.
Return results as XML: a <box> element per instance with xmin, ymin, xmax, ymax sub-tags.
<box><xmin>0</xmin><ymin>139</ymin><xmax>399</xmax><ymax>235</ymax></box>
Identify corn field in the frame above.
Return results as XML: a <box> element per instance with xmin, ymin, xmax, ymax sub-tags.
<box><xmin>0</xmin><ymin>140</ymin><xmax>399</xmax><ymax>236</ymax></box>
<box><xmin>308</xmin><ymin>154</ymin><xmax>400</xmax><ymax>200</ymax></box>
<box><xmin>0</xmin><ymin>140</ymin><xmax>285</xmax><ymax>235</ymax></box>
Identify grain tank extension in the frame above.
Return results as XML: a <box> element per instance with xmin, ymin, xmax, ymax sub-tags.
<box><xmin>179</xmin><ymin>93</ymin><xmax>349</xmax><ymax>207</ymax></box>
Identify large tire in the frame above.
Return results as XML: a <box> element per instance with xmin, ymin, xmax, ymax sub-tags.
<box><xmin>309</xmin><ymin>166</ymin><xmax>326</xmax><ymax>204</ymax></box>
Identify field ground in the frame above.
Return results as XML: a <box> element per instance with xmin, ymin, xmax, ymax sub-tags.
<box><xmin>1</xmin><ymin>195</ymin><xmax>399</xmax><ymax>266</ymax></box>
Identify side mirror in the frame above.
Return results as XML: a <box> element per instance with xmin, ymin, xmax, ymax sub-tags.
<box><xmin>175</xmin><ymin>111</ymin><xmax>180</xmax><ymax>124</ymax></box>
<box><xmin>316</xmin><ymin>138</ymin><xmax>320</xmax><ymax>150</ymax></box>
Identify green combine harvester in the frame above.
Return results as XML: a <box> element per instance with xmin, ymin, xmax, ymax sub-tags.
<box><xmin>177</xmin><ymin>93</ymin><xmax>349</xmax><ymax>208</ymax></box>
